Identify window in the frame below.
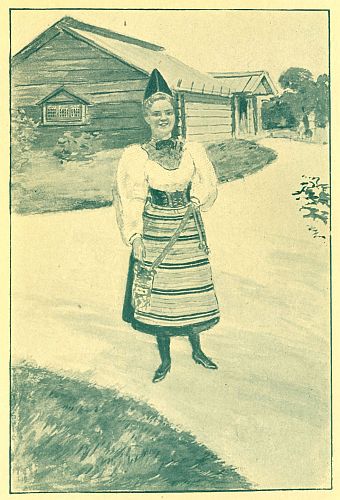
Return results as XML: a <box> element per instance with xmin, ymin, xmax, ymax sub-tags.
<box><xmin>45</xmin><ymin>104</ymin><xmax>84</xmax><ymax>123</ymax></box>
<box><xmin>39</xmin><ymin>88</ymin><xmax>90</xmax><ymax>126</ymax></box>
<box><xmin>46</xmin><ymin>106</ymin><xmax>57</xmax><ymax>120</ymax></box>
<box><xmin>59</xmin><ymin>106</ymin><xmax>70</xmax><ymax>119</ymax></box>
<box><xmin>70</xmin><ymin>106</ymin><xmax>81</xmax><ymax>118</ymax></box>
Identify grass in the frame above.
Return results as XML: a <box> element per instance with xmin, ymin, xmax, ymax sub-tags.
<box><xmin>11</xmin><ymin>148</ymin><xmax>122</xmax><ymax>215</ymax></box>
<box><xmin>11</xmin><ymin>139</ymin><xmax>277</xmax><ymax>215</ymax></box>
<box><xmin>11</xmin><ymin>363</ymin><xmax>251</xmax><ymax>493</ymax></box>
<box><xmin>206</xmin><ymin>139</ymin><xmax>277</xmax><ymax>183</ymax></box>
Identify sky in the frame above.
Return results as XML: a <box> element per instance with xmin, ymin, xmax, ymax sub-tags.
<box><xmin>10</xmin><ymin>9</ymin><xmax>329</xmax><ymax>86</ymax></box>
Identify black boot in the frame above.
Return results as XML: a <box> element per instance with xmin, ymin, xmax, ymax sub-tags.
<box><xmin>189</xmin><ymin>333</ymin><xmax>218</xmax><ymax>369</ymax></box>
<box><xmin>152</xmin><ymin>335</ymin><xmax>171</xmax><ymax>383</ymax></box>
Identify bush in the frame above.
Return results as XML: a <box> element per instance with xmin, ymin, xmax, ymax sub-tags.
<box><xmin>262</xmin><ymin>97</ymin><xmax>298</xmax><ymax>130</ymax></box>
<box><xmin>292</xmin><ymin>175</ymin><xmax>330</xmax><ymax>240</ymax></box>
<box><xmin>11</xmin><ymin>109</ymin><xmax>40</xmax><ymax>172</ymax></box>
<box><xmin>53</xmin><ymin>131</ymin><xmax>103</xmax><ymax>164</ymax></box>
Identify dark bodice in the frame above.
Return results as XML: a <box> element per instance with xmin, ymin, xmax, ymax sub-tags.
<box><xmin>148</xmin><ymin>183</ymin><xmax>192</xmax><ymax>208</ymax></box>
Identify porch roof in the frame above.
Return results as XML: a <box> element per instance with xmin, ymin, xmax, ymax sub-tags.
<box><xmin>209</xmin><ymin>71</ymin><xmax>278</xmax><ymax>95</ymax></box>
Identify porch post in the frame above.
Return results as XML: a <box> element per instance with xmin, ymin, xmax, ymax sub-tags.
<box><xmin>247</xmin><ymin>97</ymin><xmax>255</xmax><ymax>134</ymax></box>
<box><xmin>234</xmin><ymin>96</ymin><xmax>239</xmax><ymax>138</ymax></box>
<box><xmin>256</xmin><ymin>96</ymin><xmax>263</xmax><ymax>132</ymax></box>
<box><xmin>180</xmin><ymin>93</ymin><xmax>187</xmax><ymax>139</ymax></box>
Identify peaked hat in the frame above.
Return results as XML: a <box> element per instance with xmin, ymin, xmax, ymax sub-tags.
<box><xmin>143</xmin><ymin>68</ymin><xmax>173</xmax><ymax>102</ymax></box>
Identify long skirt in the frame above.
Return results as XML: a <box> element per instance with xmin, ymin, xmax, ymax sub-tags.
<box><xmin>122</xmin><ymin>202</ymin><xmax>220</xmax><ymax>336</ymax></box>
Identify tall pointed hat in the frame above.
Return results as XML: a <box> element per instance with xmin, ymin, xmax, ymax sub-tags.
<box><xmin>143</xmin><ymin>68</ymin><xmax>173</xmax><ymax>102</ymax></box>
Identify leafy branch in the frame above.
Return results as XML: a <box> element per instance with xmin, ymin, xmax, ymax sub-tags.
<box><xmin>292</xmin><ymin>175</ymin><xmax>330</xmax><ymax>240</ymax></box>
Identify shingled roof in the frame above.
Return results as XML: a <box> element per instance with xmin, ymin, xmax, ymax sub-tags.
<box><xmin>12</xmin><ymin>16</ymin><xmax>231</xmax><ymax>97</ymax></box>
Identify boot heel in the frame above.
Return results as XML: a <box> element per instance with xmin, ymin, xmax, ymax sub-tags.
<box><xmin>192</xmin><ymin>352</ymin><xmax>218</xmax><ymax>370</ymax></box>
<box><xmin>152</xmin><ymin>363</ymin><xmax>171</xmax><ymax>383</ymax></box>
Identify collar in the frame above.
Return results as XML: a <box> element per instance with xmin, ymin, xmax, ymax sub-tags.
<box><xmin>155</xmin><ymin>138</ymin><xmax>176</xmax><ymax>150</ymax></box>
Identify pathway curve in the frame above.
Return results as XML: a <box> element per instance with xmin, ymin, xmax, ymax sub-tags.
<box><xmin>11</xmin><ymin>138</ymin><xmax>331</xmax><ymax>489</ymax></box>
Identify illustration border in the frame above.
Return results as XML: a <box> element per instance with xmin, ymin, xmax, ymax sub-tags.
<box><xmin>8</xmin><ymin>6</ymin><xmax>332</xmax><ymax>494</ymax></box>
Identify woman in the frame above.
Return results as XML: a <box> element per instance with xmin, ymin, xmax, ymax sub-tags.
<box><xmin>115</xmin><ymin>69</ymin><xmax>220</xmax><ymax>383</ymax></box>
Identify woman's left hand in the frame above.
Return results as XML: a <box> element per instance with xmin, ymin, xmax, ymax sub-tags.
<box><xmin>132</xmin><ymin>235</ymin><xmax>146</xmax><ymax>262</ymax></box>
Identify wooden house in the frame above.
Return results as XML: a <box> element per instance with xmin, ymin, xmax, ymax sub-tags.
<box><xmin>12</xmin><ymin>17</ymin><xmax>277</xmax><ymax>147</ymax></box>
<box><xmin>11</xmin><ymin>16</ymin><xmax>233</xmax><ymax>148</ymax></box>
<box><xmin>209</xmin><ymin>71</ymin><xmax>277</xmax><ymax>137</ymax></box>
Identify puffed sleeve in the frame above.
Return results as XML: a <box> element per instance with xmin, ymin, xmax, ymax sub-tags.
<box><xmin>114</xmin><ymin>145</ymin><xmax>148</xmax><ymax>246</ymax></box>
<box><xmin>189</xmin><ymin>143</ymin><xmax>218</xmax><ymax>211</ymax></box>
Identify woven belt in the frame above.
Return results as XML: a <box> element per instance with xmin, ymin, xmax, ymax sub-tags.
<box><xmin>149</xmin><ymin>184</ymin><xmax>191</xmax><ymax>208</ymax></box>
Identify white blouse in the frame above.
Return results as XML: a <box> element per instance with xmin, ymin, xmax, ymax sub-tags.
<box><xmin>114</xmin><ymin>141</ymin><xmax>218</xmax><ymax>246</ymax></box>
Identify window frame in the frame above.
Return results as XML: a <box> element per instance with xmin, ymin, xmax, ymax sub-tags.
<box><xmin>42</xmin><ymin>102</ymin><xmax>88</xmax><ymax>126</ymax></box>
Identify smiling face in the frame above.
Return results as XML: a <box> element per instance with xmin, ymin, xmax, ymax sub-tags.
<box><xmin>144</xmin><ymin>96</ymin><xmax>176</xmax><ymax>140</ymax></box>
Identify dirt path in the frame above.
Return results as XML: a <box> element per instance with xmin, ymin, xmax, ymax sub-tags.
<box><xmin>11</xmin><ymin>138</ymin><xmax>330</xmax><ymax>489</ymax></box>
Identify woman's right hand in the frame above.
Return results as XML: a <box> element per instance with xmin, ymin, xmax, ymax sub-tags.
<box><xmin>132</xmin><ymin>235</ymin><xmax>146</xmax><ymax>262</ymax></box>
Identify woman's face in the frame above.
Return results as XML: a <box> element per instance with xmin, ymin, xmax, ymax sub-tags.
<box><xmin>144</xmin><ymin>98</ymin><xmax>175</xmax><ymax>140</ymax></box>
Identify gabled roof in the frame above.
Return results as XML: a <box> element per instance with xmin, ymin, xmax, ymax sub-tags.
<box><xmin>209</xmin><ymin>71</ymin><xmax>278</xmax><ymax>95</ymax></box>
<box><xmin>36</xmin><ymin>86</ymin><xmax>91</xmax><ymax>105</ymax></box>
<box><xmin>12</xmin><ymin>16</ymin><xmax>164</xmax><ymax>66</ymax></box>
<box><xmin>67</xmin><ymin>26</ymin><xmax>230</xmax><ymax>96</ymax></box>
<box><xmin>12</xmin><ymin>16</ymin><xmax>231</xmax><ymax>97</ymax></box>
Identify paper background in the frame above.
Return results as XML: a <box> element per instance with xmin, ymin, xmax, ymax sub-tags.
<box><xmin>1</xmin><ymin>1</ymin><xmax>338</xmax><ymax>499</ymax></box>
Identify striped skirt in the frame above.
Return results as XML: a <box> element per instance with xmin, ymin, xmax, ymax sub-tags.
<box><xmin>123</xmin><ymin>202</ymin><xmax>220</xmax><ymax>336</ymax></box>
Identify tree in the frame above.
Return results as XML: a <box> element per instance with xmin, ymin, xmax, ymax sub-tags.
<box><xmin>315</xmin><ymin>74</ymin><xmax>329</xmax><ymax>128</ymax></box>
<box><xmin>261</xmin><ymin>95</ymin><xmax>298</xmax><ymax>129</ymax></box>
<box><xmin>278</xmin><ymin>67</ymin><xmax>317</xmax><ymax>133</ymax></box>
<box><xmin>278</xmin><ymin>67</ymin><xmax>314</xmax><ymax>92</ymax></box>
<box><xmin>263</xmin><ymin>67</ymin><xmax>329</xmax><ymax>134</ymax></box>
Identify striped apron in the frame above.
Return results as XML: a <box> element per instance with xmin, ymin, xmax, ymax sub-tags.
<box><xmin>122</xmin><ymin>184</ymin><xmax>220</xmax><ymax>336</ymax></box>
